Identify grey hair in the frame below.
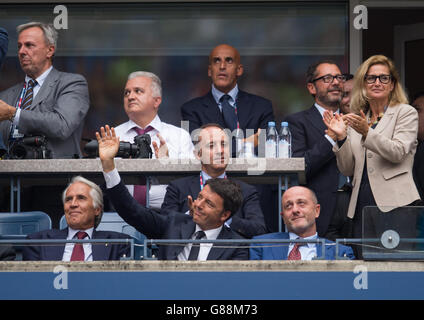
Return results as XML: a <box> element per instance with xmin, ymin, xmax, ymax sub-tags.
<box><xmin>17</xmin><ymin>22</ymin><xmax>58</xmax><ymax>47</ymax></box>
<box><xmin>62</xmin><ymin>176</ymin><xmax>104</xmax><ymax>228</ymax></box>
<box><xmin>128</xmin><ymin>71</ymin><xmax>162</xmax><ymax>98</ymax></box>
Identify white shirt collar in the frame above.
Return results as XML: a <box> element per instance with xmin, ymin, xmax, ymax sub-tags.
<box><xmin>201</xmin><ymin>170</ymin><xmax>226</xmax><ymax>181</ymax></box>
<box><xmin>67</xmin><ymin>226</ymin><xmax>94</xmax><ymax>240</ymax></box>
<box><xmin>314</xmin><ymin>103</ymin><xmax>339</xmax><ymax>117</ymax></box>
<box><xmin>289</xmin><ymin>232</ymin><xmax>318</xmax><ymax>248</ymax></box>
<box><xmin>123</xmin><ymin>114</ymin><xmax>162</xmax><ymax>135</ymax></box>
<box><xmin>25</xmin><ymin>65</ymin><xmax>53</xmax><ymax>87</ymax></box>
<box><xmin>211</xmin><ymin>84</ymin><xmax>239</xmax><ymax>105</ymax></box>
<box><xmin>195</xmin><ymin>224</ymin><xmax>223</xmax><ymax>241</ymax></box>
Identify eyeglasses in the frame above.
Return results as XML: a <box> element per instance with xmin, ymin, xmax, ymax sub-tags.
<box><xmin>311</xmin><ymin>74</ymin><xmax>346</xmax><ymax>83</ymax></box>
<box><xmin>364</xmin><ymin>74</ymin><xmax>392</xmax><ymax>84</ymax></box>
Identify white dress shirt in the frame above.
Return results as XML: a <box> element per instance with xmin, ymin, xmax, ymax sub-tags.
<box><xmin>62</xmin><ymin>227</ymin><xmax>94</xmax><ymax>262</ymax></box>
<box><xmin>177</xmin><ymin>225</ymin><xmax>223</xmax><ymax>261</ymax></box>
<box><xmin>13</xmin><ymin>66</ymin><xmax>53</xmax><ymax>127</ymax></box>
<box><xmin>113</xmin><ymin>115</ymin><xmax>194</xmax><ymax>209</ymax></box>
<box><xmin>288</xmin><ymin>232</ymin><xmax>318</xmax><ymax>261</ymax></box>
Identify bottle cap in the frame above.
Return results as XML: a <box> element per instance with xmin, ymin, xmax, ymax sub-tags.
<box><xmin>268</xmin><ymin>121</ymin><xmax>276</xmax><ymax>127</ymax></box>
<box><xmin>281</xmin><ymin>122</ymin><xmax>288</xmax><ymax>127</ymax></box>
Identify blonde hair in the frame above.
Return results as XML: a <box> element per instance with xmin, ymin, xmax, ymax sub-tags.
<box><xmin>350</xmin><ymin>55</ymin><xmax>408</xmax><ymax>114</ymax></box>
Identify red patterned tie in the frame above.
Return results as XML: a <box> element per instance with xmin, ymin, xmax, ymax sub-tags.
<box><xmin>133</xmin><ymin>126</ymin><xmax>153</xmax><ymax>205</ymax></box>
<box><xmin>70</xmin><ymin>231</ymin><xmax>88</xmax><ymax>261</ymax></box>
<box><xmin>287</xmin><ymin>242</ymin><xmax>302</xmax><ymax>260</ymax></box>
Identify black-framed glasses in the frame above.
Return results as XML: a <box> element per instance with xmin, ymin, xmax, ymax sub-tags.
<box><xmin>311</xmin><ymin>74</ymin><xmax>346</xmax><ymax>83</ymax></box>
<box><xmin>364</xmin><ymin>74</ymin><xmax>392</xmax><ymax>84</ymax></box>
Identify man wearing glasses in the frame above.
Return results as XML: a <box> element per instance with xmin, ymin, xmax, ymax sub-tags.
<box><xmin>284</xmin><ymin>60</ymin><xmax>351</xmax><ymax>239</ymax></box>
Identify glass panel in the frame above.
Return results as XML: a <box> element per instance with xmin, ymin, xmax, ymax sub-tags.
<box><xmin>362</xmin><ymin>206</ymin><xmax>424</xmax><ymax>260</ymax></box>
<box><xmin>0</xmin><ymin>2</ymin><xmax>348</xmax><ymax>151</ymax></box>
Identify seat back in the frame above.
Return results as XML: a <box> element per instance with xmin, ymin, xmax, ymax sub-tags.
<box><xmin>0</xmin><ymin>211</ymin><xmax>52</xmax><ymax>235</ymax></box>
<box><xmin>0</xmin><ymin>211</ymin><xmax>52</xmax><ymax>261</ymax></box>
<box><xmin>60</xmin><ymin>212</ymin><xmax>147</xmax><ymax>259</ymax></box>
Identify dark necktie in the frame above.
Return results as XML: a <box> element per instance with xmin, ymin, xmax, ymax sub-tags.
<box><xmin>21</xmin><ymin>79</ymin><xmax>37</xmax><ymax>110</ymax></box>
<box><xmin>188</xmin><ymin>230</ymin><xmax>206</xmax><ymax>261</ymax></box>
<box><xmin>133</xmin><ymin>126</ymin><xmax>154</xmax><ymax>205</ymax></box>
<box><xmin>70</xmin><ymin>231</ymin><xmax>88</xmax><ymax>261</ymax></box>
<box><xmin>287</xmin><ymin>241</ymin><xmax>303</xmax><ymax>260</ymax></box>
<box><xmin>220</xmin><ymin>94</ymin><xmax>237</xmax><ymax>132</ymax></box>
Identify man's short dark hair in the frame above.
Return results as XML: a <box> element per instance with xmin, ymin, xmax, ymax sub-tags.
<box><xmin>343</xmin><ymin>73</ymin><xmax>354</xmax><ymax>81</ymax></box>
<box><xmin>306</xmin><ymin>59</ymin><xmax>339</xmax><ymax>84</ymax></box>
<box><xmin>204</xmin><ymin>178</ymin><xmax>243</xmax><ymax>217</ymax></box>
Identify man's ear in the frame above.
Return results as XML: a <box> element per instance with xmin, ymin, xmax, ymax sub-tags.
<box><xmin>221</xmin><ymin>210</ymin><xmax>231</xmax><ymax>223</ymax></box>
<box><xmin>307</xmin><ymin>82</ymin><xmax>316</xmax><ymax>96</ymax></box>
<box><xmin>314</xmin><ymin>204</ymin><xmax>320</xmax><ymax>219</ymax></box>
<box><xmin>46</xmin><ymin>45</ymin><xmax>55</xmax><ymax>59</ymax></box>
<box><xmin>236</xmin><ymin>64</ymin><xmax>244</xmax><ymax>77</ymax></box>
<box><xmin>153</xmin><ymin>96</ymin><xmax>162</xmax><ymax>110</ymax></box>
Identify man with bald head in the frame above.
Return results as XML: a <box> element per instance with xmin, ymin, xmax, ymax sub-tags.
<box><xmin>250</xmin><ymin>186</ymin><xmax>355</xmax><ymax>260</ymax></box>
<box><xmin>181</xmin><ymin>44</ymin><xmax>274</xmax><ymax>148</ymax></box>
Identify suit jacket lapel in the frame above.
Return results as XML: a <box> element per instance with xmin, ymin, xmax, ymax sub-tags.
<box><xmin>92</xmin><ymin>230</ymin><xmax>110</xmax><ymax>261</ymax></box>
<box><xmin>305</xmin><ymin>105</ymin><xmax>327</xmax><ymax>134</ymax></box>
<box><xmin>30</xmin><ymin>68</ymin><xmax>58</xmax><ymax>110</ymax></box>
<box><xmin>206</xmin><ymin>227</ymin><xmax>232</xmax><ymax>260</ymax></box>
<box><xmin>272</xmin><ymin>233</ymin><xmax>289</xmax><ymax>259</ymax></box>
<box><xmin>171</xmin><ymin>220</ymin><xmax>196</xmax><ymax>259</ymax></box>
<box><xmin>202</xmin><ymin>91</ymin><xmax>224</xmax><ymax>126</ymax></box>
<box><xmin>235</xmin><ymin>90</ymin><xmax>251</xmax><ymax>130</ymax></box>
<box><xmin>372</xmin><ymin>107</ymin><xmax>394</xmax><ymax>134</ymax></box>
<box><xmin>44</xmin><ymin>229</ymin><xmax>67</xmax><ymax>261</ymax></box>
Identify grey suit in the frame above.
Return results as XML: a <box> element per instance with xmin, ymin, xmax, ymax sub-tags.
<box><xmin>0</xmin><ymin>68</ymin><xmax>90</xmax><ymax>158</ymax></box>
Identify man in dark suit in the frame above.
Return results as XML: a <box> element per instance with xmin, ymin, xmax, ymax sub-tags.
<box><xmin>0</xmin><ymin>27</ymin><xmax>7</xmax><ymax>69</ymax></box>
<box><xmin>250</xmin><ymin>186</ymin><xmax>354</xmax><ymax>260</ymax></box>
<box><xmin>160</xmin><ymin>123</ymin><xmax>266</xmax><ymax>238</ymax></box>
<box><xmin>284</xmin><ymin>60</ymin><xmax>350</xmax><ymax>238</ymax></box>
<box><xmin>96</xmin><ymin>125</ymin><xmax>248</xmax><ymax>260</ymax></box>
<box><xmin>181</xmin><ymin>44</ymin><xmax>274</xmax><ymax>151</ymax></box>
<box><xmin>22</xmin><ymin>176</ymin><xmax>131</xmax><ymax>261</ymax></box>
<box><xmin>181</xmin><ymin>44</ymin><xmax>277</xmax><ymax>231</ymax></box>
<box><xmin>0</xmin><ymin>22</ymin><xmax>89</xmax><ymax>159</ymax></box>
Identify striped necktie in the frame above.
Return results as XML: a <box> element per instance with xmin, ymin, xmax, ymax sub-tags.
<box><xmin>21</xmin><ymin>79</ymin><xmax>37</xmax><ymax>110</ymax></box>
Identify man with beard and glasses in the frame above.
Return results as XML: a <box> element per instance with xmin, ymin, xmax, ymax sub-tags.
<box><xmin>284</xmin><ymin>61</ymin><xmax>351</xmax><ymax>238</ymax></box>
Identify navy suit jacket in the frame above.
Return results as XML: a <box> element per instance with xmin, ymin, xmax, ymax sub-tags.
<box><xmin>0</xmin><ymin>27</ymin><xmax>8</xmax><ymax>69</ymax></box>
<box><xmin>160</xmin><ymin>175</ymin><xmax>267</xmax><ymax>238</ymax></box>
<box><xmin>106</xmin><ymin>180</ymin><xmax>249</xmax><ymax>260</ymax></box>
<box><xmin>22</xmin><ymin>228</ymin><xmax>131</xmax><ymax>261</ymax></box>
<box><xmin>181</xmin><ymin>89</ymin><xmax>274</xmax><ymax>136</ymax></box>
<box><xmin>249</xmin><ymin>232</ymin><xmax>355</xmax><ymax>260</ymax></box>
<box><xmin>285</xmin><ymin>105</ymin><xmax>342</xmax><ymax>236</ymax></box>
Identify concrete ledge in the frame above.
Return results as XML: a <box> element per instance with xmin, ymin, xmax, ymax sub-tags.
<box><xmin>1</xmin><ymin>260</ymin><xmax>424</xmax><ymax>272</ymax></box>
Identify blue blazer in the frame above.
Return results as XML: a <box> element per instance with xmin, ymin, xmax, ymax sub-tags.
<box><xmin>249</xmin><ymin>232</ymin><xmax>355</xmax><ymax>260</ymax></box>
<box><xmin>22</xmin><ymin>228</ymin><xmax>131</xmax><ymax>261</ymax></box>
<box><xmin>181</xmin><ymin>89</ymin><xmax>274</xmax><ymax>136</ymax></box>
<box><xmin>160</xmin><ymin>175</ymin><xmax>267</xmax><ymax>238</ymax></box>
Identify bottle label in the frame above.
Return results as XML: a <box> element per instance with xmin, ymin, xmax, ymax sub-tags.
<box><xmin>278</xmin><ymin>141</ymin><xmax>290</xmax><ymax>158</ymax></box>
<box><xmin>265</xmin><ymin>140</ymin><xmax>277</xmax><ymax>158</ymax></box>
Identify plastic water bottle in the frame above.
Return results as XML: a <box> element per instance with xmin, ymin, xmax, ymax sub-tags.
<box><xmin>265</xmin><ymin>121</ymin><xmax>278</xmax><ymax>158</ymax></box>
<box><xmin>278</xmin><ymin>122</ymin><xmax>292</xmax><ymax>158</ymax></box>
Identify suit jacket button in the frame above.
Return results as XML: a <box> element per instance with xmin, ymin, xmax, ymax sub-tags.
<box><xmin>368</xmin><ymin>167</ymin><xmax>374</xmax><ymax>174</ymax></box>
<box><xmin>367</xmin><ymin>152</ymin><xmax>373</xmax><ymax>158</ymax></box>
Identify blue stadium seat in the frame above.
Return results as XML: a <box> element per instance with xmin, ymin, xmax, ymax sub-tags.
<box><xmin>60</xmin><ymin>212</ymin><xmax>148</xmax><ymax>259</ymax></box>
<box><xmin>0</xmin><ymin>211</ymin><xmax>52</xmax><ymax>260</ymax></box>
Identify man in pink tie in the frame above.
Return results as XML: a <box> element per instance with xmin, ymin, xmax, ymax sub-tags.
<box><xmin>22</xmin><ymin>176</ymin><xmax>131</xmax><ymax>261</ymax></box>
<box><xmin>109</xmin><ymin>71</ymin><xmax>194</xmax><ymax>209</ymax></box>
<box><xmin>250</xmin><ymin>186</ymin><xmax>355</xmax><ymax>260</ymax></box>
